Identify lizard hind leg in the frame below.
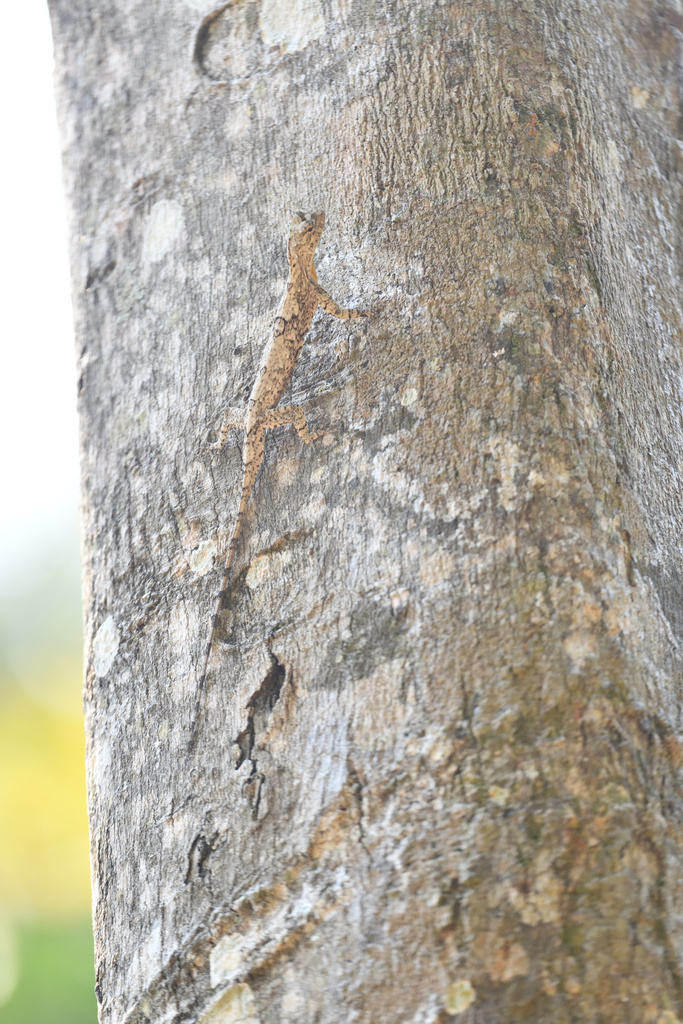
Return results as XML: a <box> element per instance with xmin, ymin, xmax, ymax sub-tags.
<box><xmin>207</xmin><ymin>406</ymin><xmax>243</xmax><ymax>453</ymax></box>
<box><xmin>315</xmin><ymin>285</ymin><xmax>372</xmax><ymax>320</ymax></box>
<box><xmin>262</xmin><ymin>405</ymin><xmax>321</xmax><ymax>443</ymax></box>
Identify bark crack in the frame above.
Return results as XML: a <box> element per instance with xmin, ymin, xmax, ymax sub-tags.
<box><xmin>234</xmin><ymin>654</ymin><xmax>286</xmax><ymax>771</ymax></box>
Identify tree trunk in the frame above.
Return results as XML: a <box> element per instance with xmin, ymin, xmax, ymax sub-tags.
<box><xmin>49</xmin><ymin>0</ymin><xmax>683</xmax><ymax>1021</ymax></box>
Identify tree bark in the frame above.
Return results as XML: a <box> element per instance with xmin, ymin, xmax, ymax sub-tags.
<box><xmin>49</xmin><ymin>0</ymin><xmax>683</xmax><ymax>1021</ymax></box>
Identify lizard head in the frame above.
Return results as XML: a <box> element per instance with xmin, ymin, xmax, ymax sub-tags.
<box><xmin>288</xmin><ymin>211</ymin><xmax>325</xmax><ymax>264</ymax></box>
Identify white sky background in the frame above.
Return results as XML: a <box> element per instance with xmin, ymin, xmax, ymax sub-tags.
<box><xmin>0</xmin><ymin>0</ymin><xmax>79</xmax><ymax>589</ymax></box>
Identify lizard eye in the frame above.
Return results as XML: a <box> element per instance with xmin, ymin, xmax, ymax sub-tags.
<box><xmin>291</xmin><ymin>212</ymin><xmax>313</xmax><ymax>234</ymax></box>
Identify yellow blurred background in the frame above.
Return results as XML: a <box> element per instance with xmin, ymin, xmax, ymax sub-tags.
<box><xmin>0</xmin><ymin>0</ymin><xmax>96</xmax><ymax>1019</ymax></box>
<box><xmin>0</xmin><ymin>534</ymin><xmax>96</xmax><ymax>1023</ymax></box>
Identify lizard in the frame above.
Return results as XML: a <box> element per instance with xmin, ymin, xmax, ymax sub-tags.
<box><xmin>189</xmin><ymin>211</ymin><xmax>372</xmax><ymax>750</ymax></box>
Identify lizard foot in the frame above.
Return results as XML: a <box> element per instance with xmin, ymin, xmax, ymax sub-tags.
<box><xmin>199</xmin><ymin>439</ymin><xmax>224</xmax><ymax>457</ymax></box>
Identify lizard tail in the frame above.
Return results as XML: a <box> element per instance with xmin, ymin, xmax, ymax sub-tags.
<box><xmin>188</xmin><ymin>478</ymin><xmax>254</xmax><ymax>753</ymax></box>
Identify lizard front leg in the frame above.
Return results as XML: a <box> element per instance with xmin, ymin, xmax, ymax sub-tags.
<box><xmin>262</xmin><ymin>405</ymin><xmax>321</xmax><ymax>443</ymax></box>
<box><xmin>316</xmin><ymin>285</ymin><xmax>372</xmax><ymax>320</ymax></box>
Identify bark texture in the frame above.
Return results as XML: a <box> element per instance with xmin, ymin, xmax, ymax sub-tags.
<box><xmin>50</xmin><ymin>0</ymin><xmax>683</xmax><ymax>1021</ymax></box>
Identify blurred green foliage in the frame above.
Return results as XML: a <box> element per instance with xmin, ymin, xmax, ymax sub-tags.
<box><xmin>0</xmin><ymin>920</ymin><xmax>95</xmax><ymax>1024</ymax></box>
<box><xmin>0</xmin><ymin>527</ymin><xmax>96</xmax><ymax>1023</ymax></box>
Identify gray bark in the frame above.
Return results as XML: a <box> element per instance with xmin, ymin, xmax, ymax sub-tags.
<box><xmin>49</xmin><ymin>0</ymin><xmax>683</xmax><ymax>1021</ymax></box>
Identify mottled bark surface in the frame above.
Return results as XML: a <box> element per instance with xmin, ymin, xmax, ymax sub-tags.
<box><xmin>50</xmin><ymin>0</ymin><xmax>683</xmax><ymax>1021</ymax></box>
